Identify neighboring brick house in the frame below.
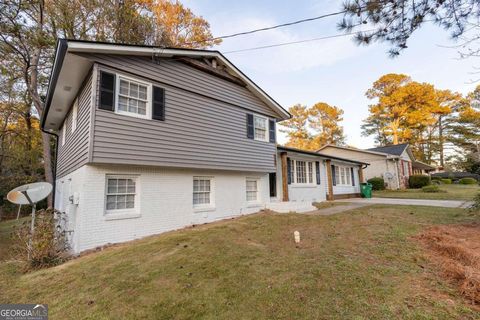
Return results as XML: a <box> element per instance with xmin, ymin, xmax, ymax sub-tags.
<box><xmin>319</xmin><ymin>143</ymin><xmax>419</xmax><ymax>190</ymax></box>
<box><xmin>367</xmin><ymin>144</ymin><xmax>415</xmax><ymax>189</ymax></box>
<box><xmin>42</xmin><ymin>40</ymin><xmax>366</xmax><ymax>253</ymax></box>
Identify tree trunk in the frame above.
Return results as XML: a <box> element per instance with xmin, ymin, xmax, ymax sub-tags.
<box><xmin>438</xmin><ymin>116</ymin><xmax>444</xmax><ymax>167</ymax></box>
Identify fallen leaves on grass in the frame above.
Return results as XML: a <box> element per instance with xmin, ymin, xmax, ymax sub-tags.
<box><xmin>416</xmin><ymin>224</ymin><xmax>480</xmax><ymax>305</ymax></box>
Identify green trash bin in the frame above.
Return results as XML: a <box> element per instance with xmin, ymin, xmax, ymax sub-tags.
<box><xmin>360</xmin><ymin>183</ymin><xmax>372</xmax><ymax>198</ymax></box>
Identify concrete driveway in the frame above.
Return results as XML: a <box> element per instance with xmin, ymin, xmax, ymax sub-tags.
<box><xmin>335</xmin><ymin>197</ymin><xmax>472</xmax><ymax>208</ymax></box>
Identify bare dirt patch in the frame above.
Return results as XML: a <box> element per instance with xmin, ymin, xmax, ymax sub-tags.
<box><xmin>416</xmin><ymin>223</ymin><xmax>480</xmax><ymax>306</ymax></box>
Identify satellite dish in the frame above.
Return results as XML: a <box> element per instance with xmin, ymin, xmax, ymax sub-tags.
<box><xmin>384</xmin><ymin>172</ymin><xmax>394</xmax><ymax>180</ymax></box>
<box><xmin>7</xmin><ymin>182</ymin><xmax>53</xmax><ymax>254</ymax></box>
<box><xmin>7</xmin><ymin>182</ymin><xmax>52</xmax><ymax>205</ymax></box>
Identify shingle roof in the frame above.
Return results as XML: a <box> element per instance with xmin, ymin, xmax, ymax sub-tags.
<box><xmin>367</xmin><ymin>143</ymin><xmax>409</xmax><ymax>156</ymax></box>
<box><xmin>277</xmin><ymin>146</ymin><xmax>369</xmax><ymax>165</ymax></box>
<box><xmin>412</xmin><ymin>160</ymin><xmax>435</xmax><ymax>171</ymax></box>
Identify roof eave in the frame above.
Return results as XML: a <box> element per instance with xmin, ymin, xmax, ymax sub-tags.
<box><xmin>277</xmin><ymin>146</ymin><xmax>369</xmax><ymax>166</ymax></box>
<box><xmin>41</xmin><ymin>39</ymin><xmax>68</xmax><ymax>130</ymax></box>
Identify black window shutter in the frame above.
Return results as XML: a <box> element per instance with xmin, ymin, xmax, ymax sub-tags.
<box><xmin>99</xmin><ymin>71</ymin><xmax>115</xmax><ymax>111</ymax></box>
<box><xmin>269</xmin><ymin>119</ymin><xmax>276</xmax><ymax>143</ymax></box>
<box><xmin>246</xmin><ymin>114</ymin><xmax>254</xmax><ymax>139</ymax></box>
<box><xmin>315</xmin><ymin>161</ymin><xmax>321</xmax><ymax>185</ymax></box>
<box><xmin>331</xmin><ymin>165</ymin><xmax>336</xmax><ymax>186</ymax></box>
<box><xmin>351</xmin><ymin>167</ymin><xmax>355</xmax><ymax>186</ymax></box>
<box><xmin>152</xmin><ymin>86</ymin><xmax>165</xmax><ymax>121</ymax></box>
<box><xmin>287</xmin><ymin>157</ymin><xmax>292</xmax><ymax>184</ymax></box>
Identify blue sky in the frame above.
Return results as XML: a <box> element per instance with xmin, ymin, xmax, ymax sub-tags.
<box><xmin>184</xmin><ymin>0</ymin><xmax>478</xmax><ymax>148</ymax></box>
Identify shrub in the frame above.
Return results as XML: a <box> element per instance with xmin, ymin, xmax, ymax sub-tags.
<box><xmin>409</xmin><ymin>175</ymin><xmax>431</xmax><ymax>189</ymax></box>
<box><xmin>441</xmin><ymin>178</ymin><xmax>452</xmax><ymax>184</ymax></box>
<box><xmin>459</xmin><ymin>177</ymin><xmax>477</xmax><ymax>185</ymax></box>
<box><xmin>422</xmin><ymin>185</ymin><xmax>443</xmax><ymax>193</ymax></box>
<box><xmin>367</xmin><ymin>177</ymin><xmax>385</xmax><ymax>191</ymax></box>
<box><xmin>11</xmin><ymin>208</ymin><xmax>70</xmax><ymax>271</ymax></box>
<box><xmin>469</xmin><ymin>193</ymin><xmax>480</xmax><ymax>212</ymax></box>
<box><xmin>431</xmin><ymin>176</ymin><xmax>442</xmax><ymax>181</ymax></box>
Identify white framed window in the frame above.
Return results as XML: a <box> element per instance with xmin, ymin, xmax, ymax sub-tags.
<box><xmin>291</xmin><ymin>159</ymin><xmax>316</xmax><ymax>185</ymax></box>
<box><xmin>116</xmin><ymin>75</ymin><xmax>151</xmax><ymax>119</ymax></box>
<box><xmin>71</xmin><ymin>98</ymin><xmax>78</xmax><ymax>133</ymax></box>
<box><xmin>193</xmin><ymin>176</ymin><xmax>214</xmax><ymax>209</ymax></box>
<box><xmin>105</xmin><ymin>176</ymin><xmax>138</xmax><ymax>213</ymax></box>
<box><xmin>246</xmin><ymin>178</ymin><xmax>259</xmax><ymax>202</ymax></box>
<box><xmin>346</xmin><ymin>168</ymin><xmax>352</xmax><ymax>185</ymax></box>
<box><xmin>307</xmin><ymin>162</ymin><xmax>314</xmax><ymax>184</ymax></box>
<box><xmin>335</xmin><ymin>166</ymin><xmax>353</xmax><ymax>186</ymax></box>
<box><xmin>254</xmin><ymin>115</ymin><xmax>268</xmax><ymax>142</ymax></box>
<box><xmin>61</xmin><ymin>125</ymin><xmax>66</xmax><ymax>146</ymax></box>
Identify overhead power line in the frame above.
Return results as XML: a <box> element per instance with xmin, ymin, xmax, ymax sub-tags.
<box><xmin>210</xmin><ymin>10</ymin><xmax>347</xmax><ymax>41</ymax></box>
<box><xmin>185</xmin><ymin>10</ymin><xmax>347</xmax><ymax>45</ymax></box>
<box><xmin>223</xmin><ymin>29</ymin><xmax>375</xmax><ymax>54</ymax></box>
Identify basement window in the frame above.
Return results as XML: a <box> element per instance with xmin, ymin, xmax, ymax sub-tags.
<box><xmin>246</xmin><ymin>178</ymin><xmax>259</xmax><ymax>202</ymax></box>
<box><xmin>105</xmin><ymin>176</ymin><xmax>138</xmax><ymax>213</ymax></box>
<box><xmin>193</xmin><ymin>176</ymin><xmax>215</xmax><ymax>211</ymax></box>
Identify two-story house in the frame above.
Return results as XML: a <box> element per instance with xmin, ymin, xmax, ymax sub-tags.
<box><xmin>42</xmin><ymin>40</ymin><xmax>367</xmax><ymax>253</ymax></box>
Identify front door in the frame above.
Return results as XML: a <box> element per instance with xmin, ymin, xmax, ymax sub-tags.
<box><xmin>269</xmin><ymin>173</ymin><xmax>277</xmax><ymax>198</ymax></box>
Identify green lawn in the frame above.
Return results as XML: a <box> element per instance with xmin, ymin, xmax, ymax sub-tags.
<box><xmin>374</xmin><ymin>184</ymin><xmax>480</xmax><ymax>201</ymax></box>
<box><xmin>0</xmin><ymin>206</ymin><xmax>479</xmax><ymax>319</ymax></box>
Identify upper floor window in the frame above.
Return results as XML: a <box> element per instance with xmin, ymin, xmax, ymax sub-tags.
<box><xmin>254</xmin><ymin>115</ymin><xmax>268</xmax><ymax>141</ymax></box>
<box><xmin>71</xmin><ymin>98</ymin><xmax>78</xmax><ymax>133</ymax></box>
<box><xmin>116</xmin><ymin>76</ymin><xmax>151</xmax><ymax>119</ymax></box>
<box><xmin>99</xmin><ymin>70</ymin><xmax>167</xmax><ymax>121</ymax></box>
<box><xmin>62</xmin><ymin>125</ymin><xmax>66</xmax><ymax>146</ymax></box>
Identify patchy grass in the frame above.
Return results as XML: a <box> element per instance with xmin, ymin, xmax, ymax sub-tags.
<box><xmin>0</xmin><ymin>217</ymin><xmax>28</xmax><ymax>261</ymax></box>
<box><xmin>312</xmin><ymin>201</ymin><xmax>353</xmax><ymax>210</ymax></box>
<box><xmin>374</xmin><ymin>184</ymin><xmax>480</xmax><ymax>201</ymax></box>
<box><xmin>0</xmin><ymin>206</ymin><xmax>479</xmax><ymax>319</ymax></box>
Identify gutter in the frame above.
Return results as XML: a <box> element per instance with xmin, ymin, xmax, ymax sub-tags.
<box><xmin>40</xmin><ymin>128</ymin><xmax>59</xmax><ymax>208</ymax></box>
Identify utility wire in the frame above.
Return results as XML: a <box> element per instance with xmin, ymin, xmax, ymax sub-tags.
<box><xmin>211</xmin><ymin>10</ymin><xmax>347</xmax><ymax>41</ymax></box>
<box><xmin>223</xmin><ymin>29</ymin><xmax>375</xmax><ymax>54</ymax></box>
<box><xmin>184</xmin><ymin>10</ymin><xmax>347</xmax><ymax>45</ymax></box>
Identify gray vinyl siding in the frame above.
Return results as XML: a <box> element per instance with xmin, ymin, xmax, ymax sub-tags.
<box><xmin>56</xmin><ymin>73</ymin><xmax>92</xmax><ymax>178</ymax></box>
<box><xmin>90</xmin><ymin>63</ymin><xmax>277</xmax><ymax>172</ymax></box>
<box><xmin>81</xmin><ymin>53</ymin><xmax>280</xmax><ymax>118</ymax></box>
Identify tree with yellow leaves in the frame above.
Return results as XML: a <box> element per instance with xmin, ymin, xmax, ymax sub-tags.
<box><xmin>282</xmin><ymin>102</ymin><xmax>345</xmax><ymax>151</ymax></box>
<box><xmin>0</xmin><ymin>0</ymin><xmax>219</xmax><ymax>206</ymax></box>
<box><xmin>362</xmin><ymin>73</ymin><xmax>460</xmax><ymax>164</ymax></box>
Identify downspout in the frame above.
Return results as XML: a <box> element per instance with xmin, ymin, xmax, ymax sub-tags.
<box><xmin>40</xmin><ymin>128</ymin><xmax>59</xmax><ymax>208</ymax></box>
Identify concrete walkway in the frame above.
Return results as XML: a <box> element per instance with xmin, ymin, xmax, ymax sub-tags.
<box><xmin>335</xmin><ymin>197</ymin><xmax>472</xmax><ymax>208</ymax></box>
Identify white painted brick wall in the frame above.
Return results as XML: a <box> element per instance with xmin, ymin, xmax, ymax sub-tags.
<box><xmin>275</xmin><ymin>154</ymin><xmax>328</xmax><ymax>203</ymax></box>
<box><xmin>56</xmin><ymin>164</ymin><xmax>269</xmax><ymax>253</ymax></box>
